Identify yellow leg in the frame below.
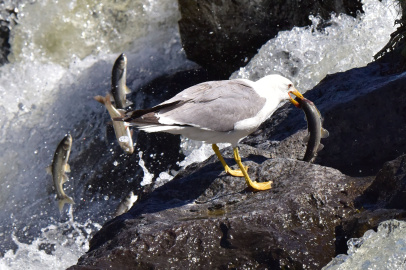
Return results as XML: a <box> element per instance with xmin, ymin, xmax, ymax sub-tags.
<box><xmin>212</xmin><ymin>144</ymin><xmax>248</xmax><ymax>177</ymax></box>
<box><xmin>233</xmin><ymin>147</ymin><xmax>272</xmax><ymax>191</ymax></box>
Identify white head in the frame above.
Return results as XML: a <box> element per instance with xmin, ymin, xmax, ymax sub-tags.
<box><xmin>255</xmin><ymin>74</ymin><xmax>304</xmax><ymax>107</ymax></box>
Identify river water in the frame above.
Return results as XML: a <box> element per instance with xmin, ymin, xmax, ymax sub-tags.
<box><xmin>0</xmin><ymin>0</ymin><xmax>399</xmax><ymax>269</ymax></box>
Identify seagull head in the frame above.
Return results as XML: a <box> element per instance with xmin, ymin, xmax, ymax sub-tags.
<box><xmin>257</xmin><ymin>74</ymin><xmax>304</xmax><ymax>108</ymax></box>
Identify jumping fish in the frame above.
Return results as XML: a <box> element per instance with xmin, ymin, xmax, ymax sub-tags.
<box><xmin>297</xmin><ymin>98</ymin><xmax>329</xmax><ymax>162</ymax></box>
<box><xmin>94</xmin><ymin>93</ymin><xmax>134</xmax><ymax>154</ymax></box>
<box><xmin>114</xmin><ymin>191</ymin><xmax>138</xmax><ymax>217</ymax></box>
<box><xmin>46</xmin><ymin>134</ymin><xmax>75</xmax><ymax>212</ymax></box>
<box><xmin>111</xmin><ymin>53</ymin><xmax>132</xmax><ymax>109</ymax></box>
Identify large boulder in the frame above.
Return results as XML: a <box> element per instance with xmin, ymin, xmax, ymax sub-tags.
<box><xmin>68</xmin><ymin>145</ymin><xmax>373</xmax><ymax>270</ymax></box>
<box><xmin>178</xmin><ymin>0</ymin><xmax>363</xmax><ymax>77</ymax></box>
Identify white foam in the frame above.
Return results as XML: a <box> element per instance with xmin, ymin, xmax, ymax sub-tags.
<box><xmin>323</xmin><ymin>220</ymin><xmax>406</xmax><ymax>270</ymax></box>
<box><xmin>0</xmin><ymin>207</ymin><xmax>101</xmax><ymax>270</ymax></box>
<box><xmin>179</xmin><ymin>136</ymin><xmax>229</xmax><ymax>168</ymax></box>
<box><xmin>231</xmin><ymin>0</ymin><xmax>399</xmax><ymax>92</ymax></box>
<box><xmin>138</xmin><ymin>151</ymin><xmax>154</xmax><ymax>186</ymax></box>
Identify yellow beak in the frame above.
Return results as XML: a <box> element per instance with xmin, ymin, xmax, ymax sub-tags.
<box><xmin>289</xmin><ymin>89</ymin><xmax>304</xmax><ymax>108</ymax></box>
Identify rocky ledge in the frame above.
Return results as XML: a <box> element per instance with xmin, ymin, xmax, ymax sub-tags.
<box><xmin>69</xmin><ymin>145</ymin><xmax>372</xmax><ymax>269</ymax></box>
<box><xmin>68</xmin><ymin>57</ymin><xmax>406</xmax><ymax>269</ymax></box>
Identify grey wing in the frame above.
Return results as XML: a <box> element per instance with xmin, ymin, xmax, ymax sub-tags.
<box><xmin>158</xmin><ymin>80</ymin><xmax>266</xmax><ymax>132</ymax></box>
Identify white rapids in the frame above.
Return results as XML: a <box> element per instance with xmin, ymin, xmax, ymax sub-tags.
<box><xmin>0</xmin><ymin>0</ymin><xmax>400</xmax><ymax>269</ymax></box>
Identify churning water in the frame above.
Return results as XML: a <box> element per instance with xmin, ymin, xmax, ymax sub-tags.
<box><xmin>0</xmin><ymin>0</ymin><xmax>399</xmax><ymax>269</ymax></box>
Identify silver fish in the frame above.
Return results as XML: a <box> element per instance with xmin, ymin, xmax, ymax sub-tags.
<box><xmin>111</xmin><ymin>53</ymin><xmax>132</xmax><ymax>109</ymax></box>
<box><xmin>94</xmin><ymin>93</ymin><xmax>134</xmax><ymax>154</ymax></box>
<box><xmin>114</xmin><ymin>191</ymin><xmax>138</xmax><ymax>217</ymax></box>
<box><xmin>46</xmin><ymin>134</ymin><xmax>75</xmax><ymax>212</ymax></box>
<box><xmin>299</xmin><ymin>98</ymin><xmax>329</xmax><ymax>162</ymax></box>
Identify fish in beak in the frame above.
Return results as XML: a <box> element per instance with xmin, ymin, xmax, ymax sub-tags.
<box><xmin>289</xmin><ymin>89</ymin><xmax>304</xmax><ymax>108</ymax></box>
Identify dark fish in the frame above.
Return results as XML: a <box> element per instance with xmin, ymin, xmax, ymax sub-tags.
<box><xmin>111</xmin><ymin>53</ymin><xmax>132</xmax><ymax>109</ymax></box>
<box><xmin>114</xmin><ymin>191</ymin><xmax>137</xmax><ymax>217</ymax></box>
<box><xmin>46</xmin><ymin>134</ymin><xmax>75</xmax><ymax>212</ymax></box>
<box><xmin>298</xmin><ymin>98</ymin><xmax>329</xmax><ymax>162</ymax></box>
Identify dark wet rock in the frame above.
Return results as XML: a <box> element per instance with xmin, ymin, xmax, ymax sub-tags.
<box><xmin>243</xmin><ymin>62</ymin><xmax>406</xmax><ymax>177</ymax></box>
<box><xmin>0</xmin><ymin>1</ymin><xmax>19</xmax><ymax>65</ymax></box>
<box><xmin>361</xmin><ymin>154</ymin><xmax>406</xmax><ymax>210</ymax></box>
<box><xmin>69</xmin><ymin>144</ymin><xmax>373</xmax><ymax>270</ymax></box>
<box><xmin>178</xmin><ymin>0</ymin><xmax>363</xmax><ymax>77</ymax></box>
<box><xmin>328</xmin><ymin>152</ymin><xmax>406</xmax><ymax>256</ymax></box>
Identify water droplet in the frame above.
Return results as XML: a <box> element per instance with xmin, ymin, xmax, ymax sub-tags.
<box><xmin>119</xmin><ymin>136</ymin><xmax>129</xmax><ymax>142</ymax></box>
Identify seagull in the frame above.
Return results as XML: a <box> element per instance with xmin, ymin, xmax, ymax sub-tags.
<box><xmin>118</xmin><ymin>74</ymin><xmax>304</xmax><ymax>191</ymax></box>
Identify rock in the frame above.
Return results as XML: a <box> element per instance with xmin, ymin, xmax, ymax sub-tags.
<box><xmin>361</xmin><ymin>154</ymin><xmax>406</xmax><ymax>209</ymax></box>
<box><xmin>68</xmin><ymin>144</ymin><xmax>373</xmax><ymax>270</ymax></box>
<box><xmin>178</xmin><ymin>0</ymin><xmax>363</xmax><ymax>77</ymax></box>
<box><xmin>0</xmin><ymin>0</ymin><xmax>19</xmax><ymax>65</ymax></box>
<box><xmin>242</xmin><ymin>61</ymin><xmax>406</xmax><ymax>177</ymax></box>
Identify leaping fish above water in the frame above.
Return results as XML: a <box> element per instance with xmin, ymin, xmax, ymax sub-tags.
<box><xmin>46</xmin><ymin>134</ymin><xmax>75</xmax><ymax>212</ymax></box>
<box><xmin>114</xmin><ymin>191</ymin><xmax>138</xmax><ymax>217</ymax></box>
<box><xmin>111</xmin><ymin>53</ymin><xmax>132</xmax><ymax>109</ymax></box>
<box><xmin>94</xmin><ymin>93</ymin><xmax>134</xmax><ymax>154</ymax></box>
<box><xmin>297</xmin><ymin>98</ymin><xmax>329</xmax><ymax>162</ymax></box>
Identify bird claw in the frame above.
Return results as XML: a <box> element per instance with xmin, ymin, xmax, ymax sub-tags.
<box><xmin>225</xmin><ymin>166</ymin><xmax>249</xmax><ymax>177</ymax></box>
<box><xmin>248</xmin><ymin>180</ymin><xmax>273</xmax><ymax>191</ymax></box>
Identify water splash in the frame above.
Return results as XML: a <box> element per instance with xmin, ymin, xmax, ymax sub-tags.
<box><xmin>323</xmin><ymin>220</ymin><xmax>406</xmax><ymax>270</ymax></box>
<box><xmin>179</xmin><ymin>137</ymin><xmax>229</xmax><ymax>168</ymax></box>
<box><xmin>138</xmin><ymin>151</ymin><xmax>154</xmax><ymax>186</ymax></box>
<box><xmin>231</xmin><ymin>0</ymin><xmax>399</xmax><ymax>92</ymax></box>
<box><xmin>9</xmin><ymin>0</ymin><xmax>181</xmax><ymax>66</ymax></box>
<box><xmin>0</xmin><ymin>206</ymin><xmax>101</xmax><ymax>270</ymax></box>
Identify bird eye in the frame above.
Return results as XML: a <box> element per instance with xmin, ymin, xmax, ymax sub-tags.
<box><xmin>288</xmin><ymin>84</ymin><xmax>293</xmax><ymax>88</ymax></box>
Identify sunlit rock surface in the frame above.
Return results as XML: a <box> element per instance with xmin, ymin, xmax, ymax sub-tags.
<box><xmin>69</xmin><ymin>145</ymin><xmax>373</xmax><ymax>270</ymax></box>
<box><xmin>178</xmin><ymin>0</ymin><xmax>363</xmax><ymax>77</ymax></box>
<box><xmin>323</xmin><ymin>220</ymin><xmax>406</xmax><ymax>270</ymax></box>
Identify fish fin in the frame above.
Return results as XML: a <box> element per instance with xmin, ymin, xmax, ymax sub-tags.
<box><xmin>321</xmin><ymin>128</ymin><xmax>329</xmax><ymax>138</ymax></box>
<box><xmin>58</xmin><ymin>196</ymin><xmax>75</xmax><ymax>212</ymax></box>
<box><xmin>125</xmin><ymin>100</ymin><xmax>133</xmax><ymax>107</ymax></box>
<box><xmin>303</xmin><ymin>133</ymin><xmax>310</xmax><ymax>143</ymax></box>
<box><xmin>104</xmin><ymin>93</ymin><xmax>113</xmax><ymax>107</ymax></box>
<box><xmin>65</xmin><ymin>163</ymin><xmax>71</xmax><ymax>173</ymax></box>
<box><xmin>45</xmin><ymin>165</ymin><xmax>52</xmax><ymax>175</ymax></box>
<box><xmin>117</xmin><ymin>109</ymin><xmax>126</xmax><ymax>117</ymax></box>
<box><xmin>125</xmin><ymin>85</ymin><xmax>131</xmax><ymax>94</ymax></box>
<box><xmin>62</xmin><ymin>174</ymin><xmax>69</xmax><ymax>184</ymax></box>
<box><xmin>317</xmin><ymin>144</ymin><xmax>324</xmax><ymax>152</ymax></box>
<box><xmin>130</xmin><ymin>129</ymin><xmax>134</xmax><ymax>137</ymax></box>
<box><xmin>94</xmin><ymin>95</ymin><xmax>105</xmax><ymax>105</ymax></box>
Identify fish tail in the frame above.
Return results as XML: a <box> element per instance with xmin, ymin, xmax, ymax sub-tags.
<box><xmin>58</xmin><ymin>195</ymin><xmax>75</xmax><ymax>212</ymax></box>
<box><xmin>104</xmin><ymin>93</ymin><xmax>112</xmax><ymax>107</ymax></box>
<box><xmin>94</xmin><ymin>95</ymin><xmax>106</xmax><ymax>105</ymax></box>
